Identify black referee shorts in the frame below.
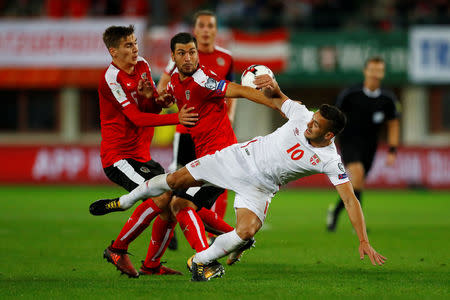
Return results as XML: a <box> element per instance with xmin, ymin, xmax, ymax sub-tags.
<box><xmin>104</xmin><ymin>158</ymin><xmax>165</xmax><ymax>192</ymax></box>
<box><xmin>340</xmin><ymin>141</ymin><xmax>378</xmax><ymax>175</ymax></box>
<box><xmin>173</xmin><ymin>186</ymin><xmax>225</xmax><ymax>211</ymax></box>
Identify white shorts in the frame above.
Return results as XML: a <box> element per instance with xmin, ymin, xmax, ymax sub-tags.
<box><xmin>186</xmin><ymin>143</ymin><xmax>273</xmax><ymax>223</ymax></box>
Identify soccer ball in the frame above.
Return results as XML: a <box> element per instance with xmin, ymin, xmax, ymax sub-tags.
<box><xmin>241</xmin><ymin>64</ymin><xmax>274</xmax><ymax>89</ymax></box>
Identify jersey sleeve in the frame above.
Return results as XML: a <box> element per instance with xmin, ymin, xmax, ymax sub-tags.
<box><xmin>383</xmin><ymin>90</ymin><xmax>401</xmax><ymax>120</ymax></box>
<box><xmin>193</xmin><ymin>69</ymin><xmax>229</xmax><ymax>100</ymax></box>
<box><xmin>102</xmin><ymin>70</ymin><xmax>178</xmax><ymax>127</ymax></box>
<box><xmin>323</xmin><ymin>158</ymin><xmax>350</xmax><ymax>186</ymax></box>
<box><xmin>164</xmin><ymin>58</ymin><xmax>176</xmax><ymax>75</ymax></box>
<box><xmin>281</xmin><ymin>99</ymin><xmax>312</xmax><ymax>121</ymax></box>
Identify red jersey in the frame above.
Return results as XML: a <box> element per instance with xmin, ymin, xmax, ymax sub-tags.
<box><xmin>98</xmin><ymin>56</ymin><xmax>179</xmax><ymax>168</ymax></box>
<box><xmin>164</xmin><ymin>46</ymin><xmax>234</xmax><ymax>134</ymax></box>
<box><xmin>167</xmin><ymin>65</ymin><xmax>237</xmax><ymax>157</ymax></box>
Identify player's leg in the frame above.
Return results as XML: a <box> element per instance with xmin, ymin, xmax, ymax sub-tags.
<box><xmin>167</xmin><ymin>133</ymin><xmax>196</xmax><ymax>250</ymax></box>
<box><xmin>194</xmin><ymin>207</ymin><xmax>261</xmax><ymax>265</ymax></box>
<box><xmin>98</xmin><ymin>159</ymin><xmax>176</xmax><ymax>277</ymax></box>
<box><xmin>139</xmin><ymin>210</ymin><xmax>182</xmax><ymax>275</ymax></box>
<box><xmin>207</xmin><ymin>190</ymin><xmax>228</xmax><ymax>243</ymax></box>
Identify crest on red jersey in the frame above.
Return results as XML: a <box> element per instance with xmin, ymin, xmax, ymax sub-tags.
<box><xmin>310</xmin><ymin>154</ymin><xmax>321</xmax><ymax>165</ymax></box>
<box><xmin>141</xmin><ymin>72</ymin><xmax>147</xmax><ymax>80</ymax></box>
<box><xmin>185</xmin><ymin>90</ymin><xmax>190</xmax><ymax>100</ymax></box>
<box><xmin>217</xmin><ymin>57</ymin><xmax>225</xmax><ymax>66</ymax></box>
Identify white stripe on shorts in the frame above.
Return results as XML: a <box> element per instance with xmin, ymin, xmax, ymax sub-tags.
<box><xmin>113</xmin><ymin>159</ymin><xmax>145</xmax><ymax>184</ymax></box>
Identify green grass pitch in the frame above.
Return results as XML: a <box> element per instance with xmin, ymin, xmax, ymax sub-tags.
<box><xmin>0</xmin><ymin>185</ymin><xmax>448</xmax><ymax>299</ymax></box>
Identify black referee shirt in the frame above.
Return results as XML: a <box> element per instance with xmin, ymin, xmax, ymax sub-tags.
<box><xmin>336</xmin><ymin>83</ymin><xmax>400</xmax><ymax>144</ymax></box>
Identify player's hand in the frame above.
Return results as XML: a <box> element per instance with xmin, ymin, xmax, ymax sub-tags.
<box><xmin>137</xmin><ymin>79</ymin><xmax>154</xmax><ymax>99</ymax></box>
<box><xmin>254</xmin><ymin>74</ymin><xmax>279</xmax><ymax>97</ymax></box>
<box><xmin>385</xmin><ymin>152</ymin><xmax>396</xmax><ymax>166</ymax></box>
<box><xmin>359</xmin><ymin>241</ymin><xmax>387</xmax><ymax>266</ymax></box>
<box><xmin>178</xmin><ymin>104</ymin><xmax>198</xmax><ymax>127</ymax></box>
<box><xmin>156</xmin><ymin>90</ymin><xmax>175</xmax><ymax>108</ymax></box>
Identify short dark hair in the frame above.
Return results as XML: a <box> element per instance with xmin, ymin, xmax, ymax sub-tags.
<box><xmin>364</xmin><ymin>56</ymin><xmax>384</xmax><ymax>68</ymax></box>
<box><xmin>103</xmin><ymin>25</ymin><xmax>135</xmax><ymax>49</ymax></box>
<box><xmin>319</xmin><ymin>104</ymin><xmax>346</xmax><ymax>135</ymax></box>
<box><xmin>193</xmin><ymin>10</ymin><xmax>216</xmax><ymax>26</ymax></box>
<box><xmin>170</xmin><ymin>32</ymin><xmax>197</xmax><ymax>52</ymax></box>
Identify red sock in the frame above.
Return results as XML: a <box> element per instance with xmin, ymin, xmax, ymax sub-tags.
<box><xmin>198</xmin><ymin>207</ymin><xmax>233</xmax><ymax>235</ymax></box>
<box><xmin>112</xmin><ymin>198</ymin><xmax>162</xmax><ymax>250</ymax></box>
<box><xmin>143</xmin><ymin>216</ymin><xmax>176</xmax><ymax>268</ymax></box>
<box><xmin>212</xmin><ymin>190</ymin><xmax>228</xmax><ymax>219</ymax></box>
<box><xmin>208</xmin><ymin>190</ymin><xmax>228</xmax><ymax>238</ymax></box>
<box><xmin>176</xmin><ymin>207</ymin><xmax>208</xmax><ymax>252</ymax></box>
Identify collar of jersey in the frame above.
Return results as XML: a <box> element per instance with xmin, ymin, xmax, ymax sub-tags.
<box><xmin>362</xmin><ymin>86</ymin><xmax>381</xmax><ymax>98</ymax></box>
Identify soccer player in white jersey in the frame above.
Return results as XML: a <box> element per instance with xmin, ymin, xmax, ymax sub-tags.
<box><xmin>91</xmin><ymin>76</ymin><xmax>386</xmax><ymax>281</ymax></box>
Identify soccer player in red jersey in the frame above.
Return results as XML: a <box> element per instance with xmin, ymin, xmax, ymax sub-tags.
<box><xmin>158</xmin><ymin>11</ymin><xmax>234</xmax><ymax>249</ymax></box>
<box><xmin>96</xmin><ymin>25</ymin><xmax>198</xmax><ymax>278</ymax></box>
<box><xmin>91</xmin><ymin>32</ymin><xmax>282</xmax><ymax>280</ymax></box>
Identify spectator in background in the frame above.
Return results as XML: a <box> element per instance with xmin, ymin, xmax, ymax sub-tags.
<box><xmin>327</xmin><ymin>56</ymin><xmax>400</xmax><ymax>232</ymax></box>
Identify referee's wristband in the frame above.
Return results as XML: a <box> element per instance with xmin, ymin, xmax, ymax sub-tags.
<box><xmin>388</xmin><ymin>146</ymin><xmax>397</xmax><ymax>154</ymax></box>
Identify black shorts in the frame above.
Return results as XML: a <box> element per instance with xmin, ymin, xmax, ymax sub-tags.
<box><xmin>104</xmin><ymin>158</ymin><xmax>165</xmax><ymax>192</ymax></box>
<box><xmin>174</xmin><ymin>133</ymin><xmax>196</xmax><ymax>167</ymax></box>
<box><xmin>340</xmin><ymin>141</ymin><xmax>378</xmax><ymax>175</ymax></box>
<box><xmin>173</xmin><ymin>186</ymin><xmax>225</xmax><ymax>210</ymax></box>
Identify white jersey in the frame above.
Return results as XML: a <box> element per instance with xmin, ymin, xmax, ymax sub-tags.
<box><xmin>241</xmin><ymin>99</ymin><xmax>349</xmax><ymax>192</ymax></box>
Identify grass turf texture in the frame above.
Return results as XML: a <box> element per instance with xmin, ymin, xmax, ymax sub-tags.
<box><xmin>0</xmin><ymin>185</ymin><xmax>448</xmax><ymax>299</ymax></box>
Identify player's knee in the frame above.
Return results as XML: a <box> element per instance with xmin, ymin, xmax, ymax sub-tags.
<box><xmin>166</xmin><ymin>173</ymin><xmax>182</xmax><ymax>190</ymax></box>
<box><xmin>169</xmin><ymin>196</ymin><xmax>195</xmax><ymax>215</ymax></box>
<box><xmin>152</xmin><ymin>192</ymin><xmax>172</xmax><ymax>209</ymax></box>
<box><xmin>236</xmin><ymin>225</ymin><xmax>258</xmax><ymax>240</ymax></box>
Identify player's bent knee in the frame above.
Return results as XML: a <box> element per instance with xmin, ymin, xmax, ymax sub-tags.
<box><xmin>236</xmin><ymin>225</ymin><xmax>258</xmax><ymax>240</ymax></box>
<box><xmin>152</xmin><ymin>192</ymin><xmax>172</xmax><ymax>209</ymax></box>
<box><xmin>169</xmin><ymin>196</ymin><xmax>196</xmax><ymax>215</ymax></box>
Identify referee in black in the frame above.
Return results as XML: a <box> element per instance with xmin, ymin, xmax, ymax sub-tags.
<box><xmin>327</xmin><ymin>56</ymin><xmax>400</xmax><ymax>232</ymax></box>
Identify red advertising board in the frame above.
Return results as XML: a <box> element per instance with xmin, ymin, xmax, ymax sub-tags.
<box><xmin>0</xmin><ymin>145</ymin><xmax>449</xmax><ymax>189</ymax></box>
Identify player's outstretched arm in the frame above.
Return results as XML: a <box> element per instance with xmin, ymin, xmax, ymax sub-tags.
<box><xmin>335</xmin><ymin>182</ymin><xmax>387</xmax><ymax>266</ymax></box>
<box><xmin>225</xmin><ymin>82</ymin><xmax>288</xmax><ymax>111</ymax></box>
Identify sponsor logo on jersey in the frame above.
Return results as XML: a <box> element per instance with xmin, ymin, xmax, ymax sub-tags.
<box><xmin>190</xmin><ymin>160</ymin><xmax>200</xmax><ymax>168</ymax></box>
<box><xmin>140</xmin><ymin>166</ymin><xmax>150</xmax><ymax>173</ymax></box>
<box><xmin>338</xmin><ymin>162</ymin><xmax>345</xmax><ymax>172</ymax></box>
<box><xmin>185</xmin><ymin>90</ymin><xmax>190</xmax><ymax>100</ymax></box>
<box><xmin>217</xmin><ymin>57</ymin><xmax>225</xmax><ymax>66</ymax></box>
<box><xmin>310</xmin><ymin>154</ymin><xmax>320</xmax><ymax>165</ymax></box>
<box><xmin>338</xmin><ymin>173</ymin><xmax>348</xmax><ymax>179</ymax></box>
<box><xmin>205</xmin><ymin>77</ymin><xmax>218</xmax><ymax>90</ymax></box>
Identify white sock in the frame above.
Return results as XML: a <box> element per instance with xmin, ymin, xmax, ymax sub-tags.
<box><xmin>194</xmin><ymin>230</ymin><xmax>246</xmax><ymax>264</ymax></box>
<box><xmin>119</xmin><ymin>174</ymin><xmax>170</xmax><ymax>209</ymax></box>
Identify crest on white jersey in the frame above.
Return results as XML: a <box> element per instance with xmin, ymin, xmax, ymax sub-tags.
<box><xmin>310</xmin><ymin>154</ymin><xmax>320</xmax><ymax>165</ymax></box>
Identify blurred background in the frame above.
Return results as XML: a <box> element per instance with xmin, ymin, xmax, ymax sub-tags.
<box><xmin>0</xmin><ymin>0</ymin><xmax>449</xmax><ymax>189</ymax></box>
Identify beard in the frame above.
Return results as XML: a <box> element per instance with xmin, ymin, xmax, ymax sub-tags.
<box><xmin>179</xmin><ymin>63</ymin><xmax>198</xmax><ymax>77</ymax></box>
